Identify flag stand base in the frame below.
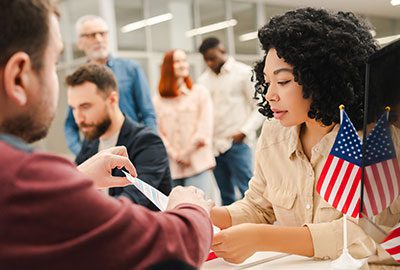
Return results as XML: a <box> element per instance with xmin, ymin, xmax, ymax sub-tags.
<box><xmin>331</xmin><ymin>249</ymin><xmax>367</xmax><ymax>270</ymax></box>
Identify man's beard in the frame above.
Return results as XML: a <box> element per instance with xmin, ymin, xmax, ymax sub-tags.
<box><xmin>88</xmin><ymin>48</ymin><xmax>108</xmax><ymax>61</ymax></box>
<box><xmin>0</xmin><ymin>106</ymin><xmax>53</xmax><ymax>144</ymax></box>
<box><xmin>80</xmin><ymin>115</ymin><xmax>111</xmax><ymax>141</ymax></box>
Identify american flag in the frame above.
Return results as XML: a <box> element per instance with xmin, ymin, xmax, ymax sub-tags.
<box><xmin>316</xmin><ymin>109</ymin><xmax>362</xmax><ymax>218</ymax></box>
<box><xmin>381</xmin><ymin>223</ymin><xmax>400</xmax><ymax>262</ymax></box>
<box><xmin>362</xmin><ymin>111</ymin><xmax>400</xmax><ymax>217</ymax></box>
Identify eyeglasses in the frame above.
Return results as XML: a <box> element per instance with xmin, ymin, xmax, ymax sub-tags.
<box><xmin>80</xmin><ymin>31</ymin><xmax>108</xmax><ymax>39</ymax></box>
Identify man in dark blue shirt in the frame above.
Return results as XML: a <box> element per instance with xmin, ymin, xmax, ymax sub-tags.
<box><xmin>64</xmin><ymin>15</ymin><xmax>157</xmax><ymax>155</ymax></box>
<box><xmin>67</xmin><ymin>63</ymin><xmax>171</xmax><ymax>210</ymax></box>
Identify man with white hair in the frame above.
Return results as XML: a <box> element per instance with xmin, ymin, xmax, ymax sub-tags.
<box><xmin>64</xmin><ymin>15</ymin><xmax>157</xmax><ymax>155</ymax></box>
<box><xmin>0</xmin><ymin>2</ymin><xmax>213</xmax><ymax>269</ymax></box>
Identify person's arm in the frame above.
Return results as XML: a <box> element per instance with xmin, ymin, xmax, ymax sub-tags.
<box><xmin>64</xmin><ymin>108</ymin><xmax>82</xmax><ymax>155</ymax></box>
<box><xmin>236</xmin><ymin>68</ymin><xmax>265</xmax><ymax>140</ymax></box>
<box><xmin>211</xmin><ymin>206</ymin><xmax>232</xmax><ymax>229</ymax></box>
<box><xmin>212</xmin><ymin>139</ymin><xmax>277</xmax><ymax>227</ymax></box>
<box><xmin>209</xmin><ymin>134</ymin><xmax>311</xmax><ymax>263</ymax></box>
<box><xmin>13</xmin><ymin>154</ymin><xmax>213</xmax><ymax>269</ymax></box>
<box><xmin>212</xmin><ymin>223</ymin><xmax>313</xmax><ymax>264</ymax></box>
<box><xmin>212</xmin><ymin>179</ymin><xmax>377</xmax><ymax>263</ymax></box>
<box><xmin>130</xmin><ymin>62</ymin><xmax>157</xmax><ymax>131</ymax></box>
<box><xmin>153</xmin><ymin>97</ymin><xmax>179</xmax><ymax>161</ymax></box>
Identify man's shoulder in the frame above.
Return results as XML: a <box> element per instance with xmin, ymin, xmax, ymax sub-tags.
<box><xmin>0</xmin><ymin>137</ymin><xmax>77</xmax><ymax>182</ymax></box>
<box><xmin>110</xmin><ymin>56</ymin><xmax>140</xmax><ymax>69</ymax></box>
<box><xmin>197</xmin><ymin>70</ymin><xmax>211</xmax><ymax>83</ymax></box>
<box><xmin>121</xmin><ymin>118</ymin><xmax>161</xmax><ymax>144</ymax></box>
<box><xmin>119</xmin><ymin>119</ymin><xmax>167</xmax><ymax>163</ymax></box>
<box><xmin>0</xmin><ymin>133</ymin><xmax>33</xmax><ymax>153</ymax></box>
<box><xmin>75</xmin><ymin>139</ymin><xmax>99</xmax><ymax>165</ymax></box>
<box><xmin>0</xmin><ymin>138</ymin><xmax>32</xmax><ymax>174</ymax></box>
<box><xmin>230</xmin><ymin>58</ymin><xmax>252</xmax><ymax>73</ymax></box>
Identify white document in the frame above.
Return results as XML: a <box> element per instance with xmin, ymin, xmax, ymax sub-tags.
<box><xmin>123</xmin><ymin>171</ymin><xmax>220</xmax><ymax>235</ymax></box>
<box><xmin>123</xmin><ymin>171</ymin><xmax>169</xmax><ymax>211</ymax></box>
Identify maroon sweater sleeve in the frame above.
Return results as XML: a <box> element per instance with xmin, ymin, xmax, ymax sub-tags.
<box><xmin>0</xmin><ymin>145</ymin><xmax>212</xmax><ymax>270</ymax></box>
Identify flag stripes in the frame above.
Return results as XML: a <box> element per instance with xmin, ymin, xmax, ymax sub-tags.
<box><xmin>317</xmin><ymin>155</ymin><xmax>361</xmax><ymax>218</ymax></box>
<box><xmin>363</xmin><ymin>158</ymin><xmax>400</xmax><ymax>217</ymax></box>
<box><xmin>381</xmin><ymin>223</ymin><xmax>400</xmax><ymax>262</ymax></box>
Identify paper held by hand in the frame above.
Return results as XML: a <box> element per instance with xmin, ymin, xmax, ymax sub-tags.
<box><xmin>123</xmin><ymin>170</ymin><xmax>220</xmax><ymax>261</ymax></box>
<box><xmin>123</xmin><ymin>171</ymin><xmax>168</xmax><ymax>211</ymax></box>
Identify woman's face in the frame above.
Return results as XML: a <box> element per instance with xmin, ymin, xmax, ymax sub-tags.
<box><xmin>173</xmin><ymin>49</ymin><xmax>190</xmax><ymax>79</ymax></box>
<box><xmin>264</xmin><ymin>48</ymin><xmax>312</xmax><ymax>127</ymax></box>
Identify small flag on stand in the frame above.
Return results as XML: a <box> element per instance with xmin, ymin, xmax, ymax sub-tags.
<box><xmin>316</xmin><ymin>105</ymin><xmax>362</xmax><ymax>218</ymax></box>
<box><xmin>362</xmin><ymin>107</ymin><xmax>400</xmax><ymax>217</ymax></box>
<box><xmin>381</xmin><ymin>223</ymin><xmax>400</xmax><ymax>262</ymax></box>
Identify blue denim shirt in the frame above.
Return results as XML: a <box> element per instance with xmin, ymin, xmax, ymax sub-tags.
<box><xmin>64</xmin><ymin>56</ymin><xmax>157</xmax><ymax>155</ymax></box>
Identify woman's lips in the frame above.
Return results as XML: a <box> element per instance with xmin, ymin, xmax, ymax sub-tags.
<box><xmin>271</xmin><ymin>109</ymin><xmax>288</xmax><ymax>120</ymax></box>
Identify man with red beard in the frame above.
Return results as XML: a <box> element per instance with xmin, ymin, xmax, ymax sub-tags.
<box><xmin>67</xmin><ymin>63</ymin><xmax>172</xmax><ymax>210</ymax></box>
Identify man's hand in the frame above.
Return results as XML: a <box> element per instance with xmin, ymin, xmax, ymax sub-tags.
<box><xmin>232</xmin><ymin>132</ymin><xmax>246</xmax><ymax>143</ymax></box>
<box><xmin>212</xmin><ymin>223</ymin><xmax>258</xmax><ymax>264</ymax></box>
<box><xmin>77</xmin><ymin>146</ymin><xmax>137</xmax><ymax>189</ymax></box>
<box><xmin>167</xmin><ymin>186</ymin><xmax>215</xmax><ymax>215</ymax></box>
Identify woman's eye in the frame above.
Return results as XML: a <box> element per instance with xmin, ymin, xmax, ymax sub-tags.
<box><xmin>278</xmin><ymin>80</ymin><xmax>291</xmax><ymax>85</ymax></box>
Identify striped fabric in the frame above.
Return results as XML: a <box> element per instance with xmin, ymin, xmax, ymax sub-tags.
<box><xmin>381</xmin><ymin>223</ymin><xmax>400</xmax><ymax>262</ymax></box>
<box><xmin>362</xmin><ymin>112</ymin><xmax>400</xmax><ymax>217</ymax></box>
<box><xmin>317</xmin><ymin>109</ymin><xmax>362</xmax><ymax>218</ymax></box>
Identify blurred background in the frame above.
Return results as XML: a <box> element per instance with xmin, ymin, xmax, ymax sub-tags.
<box><xmin>41</xmin><ymin>0</ymin><xmax>400</xmax><ymax>156</ymax></box>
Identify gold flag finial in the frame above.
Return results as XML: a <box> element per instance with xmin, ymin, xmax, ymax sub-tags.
<box><xmin>385</xmin><ymin>106</ymin><xmax>391</xmax><ymax>112</ymax></box>
<box><xmin>339</xmin><ymin>104</ymin><xmax>345</xmax><ymax>110</ymax></box>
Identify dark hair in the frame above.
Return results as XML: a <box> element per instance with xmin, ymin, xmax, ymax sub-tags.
<box><xmin>253</xmin><ymin>7</ymin><xmax>378</xmax><ymax>130</ymax></box>
<box><xmin>158</xmin><ymin>50</ymin><xmax>193</xmax><ymax>98</ymax></box>
<box><xmin>65</xmin><ymin>63</ymin><xmax>118</xmax><ymax>97</ymax></box>
<box><xmin>199</xmin><ymin>37</ymin><xmax>221</xmax><ymax>55</ymax></box>
<box><xmin>0</xmin><ymin>0</ymin><xmax>59</xmax><ymax>71</ymax></box>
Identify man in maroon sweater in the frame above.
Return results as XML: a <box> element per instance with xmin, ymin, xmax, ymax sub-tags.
<box><xmin>0</xmin><ymin>1</ymin><xmax>213</xmax><ymax>269</ymax></box>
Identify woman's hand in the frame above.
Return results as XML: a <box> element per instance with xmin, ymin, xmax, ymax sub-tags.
<box><xmin>212</xmin><ymin>223</ymin><xmax>259</xmax><ymax>264</ymax></box>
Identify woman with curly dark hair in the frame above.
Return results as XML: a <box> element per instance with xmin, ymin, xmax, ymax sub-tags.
<box><xmin>209</xmin><ymin>7</ymin><xmax>399</xmax><ymax>267</ymax></box>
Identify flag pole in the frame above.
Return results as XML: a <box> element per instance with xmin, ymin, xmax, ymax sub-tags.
<box><xmin>331</xmin><ymin>105</ymin><xmax>367</xmax><ymax>270</ymax></box>
<box><xmin>385</xmin><ymin>106</ymin><xmax>391</xmax><ymax>121</ymax></box>
<box><xmin>343</xmin><ymin>214</ymin><xmax>348</xmax><ymax>253</ymax></box>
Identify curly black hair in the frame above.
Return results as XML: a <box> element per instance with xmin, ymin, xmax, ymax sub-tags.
<box><xmin>253</xmin><ymin>7</ymin><xmax>378</xmax><ymax>130</ymax></box>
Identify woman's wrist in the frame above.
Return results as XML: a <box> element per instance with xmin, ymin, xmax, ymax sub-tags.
<box><xmin>211</xmin><ymin>206</ymin><xmax>232</xmax><ymax>229</ymax></box>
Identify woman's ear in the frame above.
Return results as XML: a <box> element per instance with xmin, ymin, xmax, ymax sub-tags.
<box><xmin>3</xmin><ymin>52</ymin><xmax>32</xmax><ymax>106</ymax></box>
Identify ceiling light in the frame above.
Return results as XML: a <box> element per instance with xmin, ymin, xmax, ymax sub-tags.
<box><xmin>185</xmin><ymin>19</ymin><xmax>237</xmax><ymax>37</ymax></box>
<box><xmin>121</xmin><ymin>13</ymin><xmax>173</xmax><ymax>33</ymax></box>
<box><xmin>239</xmin><ymin>31</ymin><xmax>258</xmax><ymax>42</ymax></box>
<box><xmin>376</xmin><ymin>34</ymin><xmax>400</xmax><ymax>46</ymax></box>
<box><xmin>391</xmin><ymin>0</ymin><xmax>400</xmax><ymax>6</ymax></box>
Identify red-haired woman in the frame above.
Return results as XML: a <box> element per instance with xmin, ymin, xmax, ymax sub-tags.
<box><xmin>153</xmin><ymin>49</ymin><xmax>215</xmax><ymax>196</ymax></box>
